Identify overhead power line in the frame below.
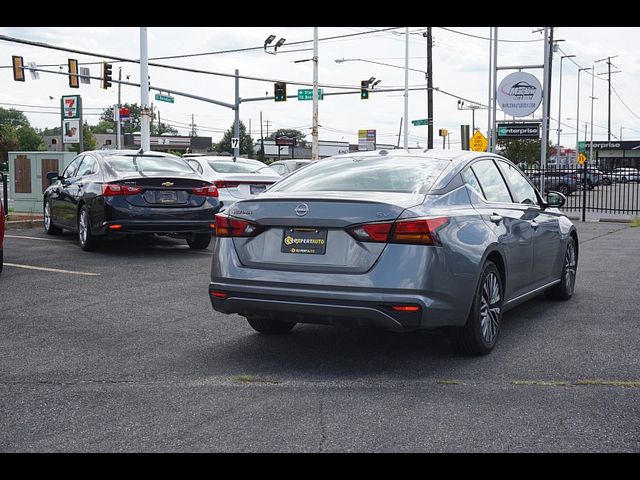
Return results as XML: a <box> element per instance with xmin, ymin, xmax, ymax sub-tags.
<box><xmin>435</xmin><ymin>27</ymin><xmax>544</xmax><ymax>43</ymax></box>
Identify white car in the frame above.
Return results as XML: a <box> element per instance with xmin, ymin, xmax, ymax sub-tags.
<box><xmin>609</xmin><ymin>167</ymin><xmax>639</xmax><ymax>183</ymax></box>
<box><xmin>184</xmin><ymin>155</ymin><xmax>281</xmax><ymax>211</ymax></box>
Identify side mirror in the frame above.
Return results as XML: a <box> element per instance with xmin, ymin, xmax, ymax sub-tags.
<box><xmin>46</xmin><ymin>171</ymin><xmax>60</xmax><ymax>184</ymax></box>
<box><xmin>546</xmin><ymin>190</ymin><xmax>566</xmax><ymax>208</ymax></box>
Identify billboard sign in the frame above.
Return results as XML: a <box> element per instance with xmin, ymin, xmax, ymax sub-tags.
<box><xmin>497</xmin><ymin>72</ymin><xmax>543</xmax><ymax>117</ymax></box>
<box><xmin>497</xmin><ymin>122</ymin><xmax>540</xmax><ymax>139</ymax></box>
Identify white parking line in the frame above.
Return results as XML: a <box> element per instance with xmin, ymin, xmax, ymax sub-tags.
<box><xmin>5</xmin><ymin>235</ymin><xmax>64</xmax><ymax>242</ymax></box>
<box><xmin>3</xmin><ymin>263</ymin><xmax>100</xmax><ymax>276</ymax></box>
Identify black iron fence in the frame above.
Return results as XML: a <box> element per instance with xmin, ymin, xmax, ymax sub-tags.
<box><xmin>521</xmin><ymin>165</ymin><xmax>640</xmax><ymax>216</ymax></box>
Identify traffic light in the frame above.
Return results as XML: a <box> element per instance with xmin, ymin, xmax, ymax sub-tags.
<box><xmin>68</xmin><ymin>58</ymin><xmax>79</xmax><ymax>88</ymax></box>
<box><xmin>12</xmin><ymin>55</ymin><xmax>25</xmax><ymax>82</ymax></box>
<box><xmin>360</xmin><ymin>80</ymin><xmax>369</xmax><ymax>100</ymax></box>
<box><xmin>102</xmin><ymin>62</ymin><xmax>113</xmax><ymax>89</ymax></box>
<box><xmin>274</xmin><ymin>82</ymin><xmax>287</xmax><ymax>102</ymax></box>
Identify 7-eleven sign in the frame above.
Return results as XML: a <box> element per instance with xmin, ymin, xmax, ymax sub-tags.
<box><xmin>61</xmin><ymin>95</ymin><xmax>81</xmax><ymax>119</ymax></box>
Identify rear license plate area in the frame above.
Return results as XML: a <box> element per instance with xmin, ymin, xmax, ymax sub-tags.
<box><xmin>281</xmin><ymin>227</ymin><xmax>327</xmax><ymax>255</ymax></box>
<box><xmin>157</xmin><ymin>190</ymin><xmax>178</xmax><ymax>204</ymax></box>
<box><xmin>250</xmin><ymin>184</ymin><xmax>267</xmax><ymax>195</ymax></box>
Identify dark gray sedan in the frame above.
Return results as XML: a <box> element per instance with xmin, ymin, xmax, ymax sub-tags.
<box><xmin>209</xmin><ymin>150</ymin><xmax>578</xmax><ymax>355</ymax></box>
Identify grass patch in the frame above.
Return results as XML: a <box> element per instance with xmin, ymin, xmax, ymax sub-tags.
<box><xmin>436</xmin><ymin>380</ymin><xmax>462</xmax><ymax>385</ymax></box>
<box><xmin>513</xmin><ymin>380</ymin><xmax>640</xmax><ymax>388</ymax></box>
<box><xmin>630</xmin><ymin>216</ymin><xmax>640</xmax><ymax>228</ymax></box>
<box><xmin>233</xmin><ymin>374</ymin><xmax>279</xmax><ymax>384</ymax></box>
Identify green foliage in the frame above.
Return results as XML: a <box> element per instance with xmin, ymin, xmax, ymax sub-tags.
<box><xmin>39</xmin><ymin>126</ymin><xmax>62</xmax><ymax>136</ymax></box>
<box><xmin>216</xmin><ymin>121</ymin><xmax>256</xmax><ymax>159</ymax></box>
<box><xmin>99</xmin><ymin>103</ymin><xmax>178</xmax><ymax>135</ymax></box>
<box><xmin>496</xmin><ymin>139</ymin><xmax>553</xmax><ymax>168</ymax></box>
<box><xmin>266</xmin><ymin>128</ymin><xmax>306</xmax><ymax>142</ymax></box>
<box><xmin>16</xmin><ymin>126</ymin><xmax>45</xmax><ymax>152</ymax></box>
<box><xmin>0</xmin><ymin>108</ymin><xmax>29</xmax><ymax>128</ymax></box>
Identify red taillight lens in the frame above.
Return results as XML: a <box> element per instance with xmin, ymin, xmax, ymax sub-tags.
<box><xmin>347</xmin><ymin>217</ymin><xmax>449</xmax><ymax>246</ymax></box>
<box><xmin>391</xmin><ymin>305</ymin><xmax>421</xmax><ymax>312</ymax></box>
<box><xmin>391</xmin><ymin>217</ymin><xmax>449</xmax><ymax>245</ymax></box>
<box><xmin>192</xmin><ymin>185</ymin><xmax>219</xmax><ymax>197</ymax></box>
<box><xmin>215</xmin><ymin>213</ymin><xmax>264</xmax><ymax>237</ymax></box>
<box><xmin>102</xmin><ymin>183</ymin><xmax>142</xmax><ymax>196</ymax></box>
<box><xmin>213</xmin><ymin>180</ymin><xmax>240</xmax><ymax>189</ymax></box>
<box><xmin>210</xmin><ymin>290</ymin><xmax>227</xmax><ymax>299</ymax></box>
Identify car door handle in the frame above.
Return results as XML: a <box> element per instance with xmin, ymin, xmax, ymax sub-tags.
<box><xmin>490</xmin><ymin>214</ymin><xmax>503</xmax><ymax>224</ymax></box>
<box><xmin>529</xmin><ymin>220</ymin><xmax>539</xmax><ymax>230</ymax></box>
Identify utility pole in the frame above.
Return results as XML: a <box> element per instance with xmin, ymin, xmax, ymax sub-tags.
<box><xmin>396</xmin><ymin>117</ymin><xmax>403</xmax><ymax>148</ymax></box>
<box><xmin>487</xmin><ymin>27</ymin><xmax>493</xmax><ymax>152</ymax></box>
<box><xmin>190</xmin><ymin>113</ymin><xmax>197</xmax><ymax>137</ymax></box>
<box><xmin>264</xmin><ymin>119</ymin><xmax>272</xmax><ymax>138</ymax></box>
<box><xmin>540</xmin><ymin>27</ymin><xmax>551</xmax><ymax>186</ymax></box>
<box><xmin>312</xmin><ymin>27</ymin><xmax>319</xmax><ymax>161</ymax></box>
<box><xmin>589</xmin><ymin>65</ymin><xmax>596</xmax><ymax>165</ymax></box>
<box><xmin>116</xmin><ymin>67</ymin><xmax>122</xmax><ymax>149</ymax></box>
<box><xmin>403</xmin><ymin>26</ymin><xmax>409</xmax><ymax>150</ymax></box>
<box><xmin>490</xmin><ymin>27</ymin><xmax>498</xmax><ymax>153</ymax></box>
<box><xmin>424</xmin><ymin>27</ymin><xmax>433</xmax><ymax>149</ymax></box>
<box><xmin>260</xmin><ymin>110</ymin><xmax>265</xmax><ymax>161</ymax></box>
<box><xmin>595</xmin><ymin>55</ymin><xmax>620</xmax><ymax>142</ymax></box>
<box><xmin>139</xmin><ymin>27</ymin><xmax>151</xmax><ymax>152</ymax></box>
<box><xmin>557</xmin><ymin>54</ymin><xmax>576</xmax><ymax>150</ymax></box>
<box><xmin>234</xmin><ymin>69</ymin><xmax>240</xmax><ymax>158</ymax></box>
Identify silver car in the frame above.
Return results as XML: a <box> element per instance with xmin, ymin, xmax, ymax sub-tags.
<box><xmin>209</xmin><ymin>150</ymin><xmax>578</xmax><ymax>355</ymax></box>
<box><xmin>184</xmin><ymin>155</ymin><xmax>281</xmax><ymax>212</ymax></box>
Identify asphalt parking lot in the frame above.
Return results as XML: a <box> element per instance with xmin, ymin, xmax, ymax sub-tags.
<box><xmin>1</xmin><ymin>222</ymin><xmax>639</xmax><ymax>452</ymax></box>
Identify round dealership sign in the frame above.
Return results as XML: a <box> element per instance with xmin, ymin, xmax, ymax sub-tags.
<box><xmin>497</xmin><ymin>72</ymin><xmax>543</xmax><ymax>118</ymax></box>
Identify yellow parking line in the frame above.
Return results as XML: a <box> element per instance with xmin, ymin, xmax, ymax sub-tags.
<box><xmin>3</xmin><ymin>263</ymin><xmax>100</xmax><ymax>276</ymax></box>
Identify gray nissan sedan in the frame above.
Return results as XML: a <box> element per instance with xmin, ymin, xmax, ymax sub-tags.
<box><xmin>209</xmin><ymin>149</ymin><xmax>578</xmax><ymax>355</ymax></box>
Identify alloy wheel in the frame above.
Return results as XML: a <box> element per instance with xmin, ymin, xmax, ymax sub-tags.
<box><xmin>79</xmin><ymin>210</ymin><xmax>88</xmax><ymax>245</ymax></box>
<box><xmin>44</xmin><ymin>203</ymin><xmax>51</xmax><ymax>230</ymax></box>
<box><xmin>564</xmin><ymin>242</ymin><xmax>577</xmax><ymax>295</ymax></box>
<box><xmin>480</xmin><ymin>272</ymin><xmax>501</xmax><ymax>345</ymax></box>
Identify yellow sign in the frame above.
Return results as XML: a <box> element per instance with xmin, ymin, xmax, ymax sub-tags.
<box><xmin>470</xmin><ymin>130</ymin><xmax>488</xmax><ymax>152</ymax></box>
<box><xmin>578</xmin><ymin>153</ymin><xmax>587</xmax><ymax>165</ymax></box>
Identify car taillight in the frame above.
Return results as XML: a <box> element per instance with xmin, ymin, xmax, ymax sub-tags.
<box><xmin>102</xmin><ymin>184</ymin><xmax>142</xmax><ymax>196</ymax></box>
<box><xmin>215</xmin><ymin>213</ymin><xmax>264</xmax><ymax>237</ymax></box>
<box><xmin>347</xmin><ymin>217</ymin><xmax>449</xmax><ymax>246</ymax></box>
<box><xmin>192</xmin><ymin>185</ymin><xmax>219</xmax><ymax>197</ymax></box>
<box><xmin>213</xmin><ymin>180</ymin><xmax>240</xmax><ymax>189</ymax></box>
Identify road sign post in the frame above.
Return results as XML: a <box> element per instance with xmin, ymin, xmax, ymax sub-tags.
<box><xmin>155</xmin><ymin>93</ymin><xmax>175</xmax><ymax>104</ymax></box>
<box><xmin>470</xmin><ymin>130</ymin><xmax>488</xmax><ymax>152</ymax></box>
<box><xmin>411</xmin><ymin>119</ymin><xmax>428</xmax><ymax>126</ymax></box>
<box><xmin>297</xmin><ymin>88</ymin><xmax>323</xmax><ymax>101</ymax></box>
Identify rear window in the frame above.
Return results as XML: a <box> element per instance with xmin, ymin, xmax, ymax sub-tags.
<box><xmin>208</xmin><ymin>160</ymin><xmax>277</xmax><ymax>175</ymax></box>
<box><xmin>105</xmin><ymin>156</ymin><xmax>194</xmax><ymax>174</ymax></box>
<box><xmin>269</xmin><ymin>155</ymin><xmax>449</xmax><ymax>193</ymax></box>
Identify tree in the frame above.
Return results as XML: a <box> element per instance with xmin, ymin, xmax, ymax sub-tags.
<box><xmin>216</xmin><ymin>121</ymin><xmax>256</xmax><ymax>159</ymax></box>
<box><xmin>97</xmin><ymin>103</ymin><xmax>178</xmax><ymax>136</ymax></box>
<box><xmin>16</xmin><ymin>126</ymin><xmax>45</xmax><ymax>151</ymax></box>
<box><xmin>266</xmin><ymin>128</ymin><xmax>306</xmax><ymax>143</ymax></box>
<box><xmin>0</xmin><ymin>108</ymin><xmax>29</xmax><ymax>128</ymax></box>
<box><xmin>69</xmin><ymin>122</ymin><xmax>97</xmax><ymax>154</ymax></box>
<box><xmin>496</xmin><ymin>139</ymin><xmax>553</xmax><ymax>168</ymax></box>
<box><xmin>0</xmin><ymin>124</ymin><xmax>19</xmax><ymax>168</ymax></box>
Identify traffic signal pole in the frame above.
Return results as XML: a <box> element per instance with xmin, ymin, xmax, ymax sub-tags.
<box><xmin>117</xmin><ymin>67</ymin><xmax>122</xmax><ymax>149</ymax></box>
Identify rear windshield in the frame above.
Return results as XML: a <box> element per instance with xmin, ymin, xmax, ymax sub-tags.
<box><xmin>105</xmin><ymin>156</ymin><xmax>194</xmax><ymax>174</ymax></box>
<box><xmin>208</xmin><ymin>160</ymin><xmax>277</xmax><ymax>175</ymax></box>
<box><xmin>269</xmin><ymin>155</ymin><xmax>449</xmax><ymax>193</ymax></box>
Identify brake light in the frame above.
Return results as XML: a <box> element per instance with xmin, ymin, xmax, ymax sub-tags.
<box><xmin>391</xmin><ymin>305</ymin><xmax>421</xmax><ymax>312</ymax></box>
<box><xmin>213</xmin><ymin>180</ymin><xmax>240</xmax><ymax>189</ymax></box>
<box><xmin>102</xmin><ymin>183</ymin><xmax>142</xmax><ymax>196</ymax></box>
<box><xmin>210</xmin><ymin>290</ymin><xmax>227</xmax><ymax>299</ymax></box>
<box><xmin>215</xmin><ymin>213</ymin><xmax>264</xmax><ymax>237</ymax></box>
<box><xmin>347</xmin><ymin>216</ymin><xmax>449</xmax><ymax>246</ymax></box>
<box><xmin>192</xmin><ymin>185</ymin><xmax>219</xmax><ymax>197</ymax></box>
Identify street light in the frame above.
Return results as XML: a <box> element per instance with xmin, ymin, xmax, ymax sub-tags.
<box><xmin>457</xmin><ymin>100</ymin><xmax>486</xmax><ymax>133</ymax></box>
<box><xmin>264</xmin><ymin>35</ymin><xmax>276</xmax><ymax>51</ymax></box>
<box><xmin>557</xmin><ymin>54</ymin><xmax>576</xmax><ymax>150</ymax></box>
<box><xmin>575</xmin><ymin>67</ymin><xmax>590</xmax><ymax>159</ymax></box>
<box><xmin>264</xmin><ymin>36</ymin><xmax>286</xmax><ymax>55</ymax></box>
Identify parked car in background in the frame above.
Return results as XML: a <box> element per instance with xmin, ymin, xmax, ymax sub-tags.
<box><xmin>183</xmin><ymin>155</ymin><xmax>281</xmax><ymax>212</ymax></box>
<box><xmin>269</xmin><ymin>159</ymin><xmax>314</xmax><ymax>177</ymax></box>
<box><xmin>43</xmin><ymin>150</ymin><xmax>220</xmax><ymax>251</ymax></box>
<box><xmin>526</xmin><ymin>170</ymin><xmax>579</xmax><ymax>196</ymax></box>
<box><xmin>0</xmin><ymin>173</ymin><xmax>5</xmax><ymax>275</ymax></box>
<box><xmin>210</xmin><ymin>149</ymin><xmax>578</xmax><ymax>356</ymax></box>
<box><xmin>608</xmin><ymin>167</ymin><xmax>640</xmax><ymax>184</ymax></box>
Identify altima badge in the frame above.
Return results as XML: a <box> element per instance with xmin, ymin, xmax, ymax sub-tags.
<box><xmin>295</xmin><ymin>203</ymin><xmax>309</xmax><ymax>216</ymax></box>
<box><xmin>161</xmin><ymin>182</ymin><xmax>174</xmax><ymax>187</ymax></box>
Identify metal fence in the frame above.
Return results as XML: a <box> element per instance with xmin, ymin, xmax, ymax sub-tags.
<box><xmin>521</xmin><ymin>166</ymin><xmax>640</xmax><ymax>216</ymax></box>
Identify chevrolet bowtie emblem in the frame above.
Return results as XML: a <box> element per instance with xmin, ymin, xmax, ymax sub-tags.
<box><xmin>161</xmin><ymin>181</ymin><xmax>174</xmax><ymax>187</ymax></box>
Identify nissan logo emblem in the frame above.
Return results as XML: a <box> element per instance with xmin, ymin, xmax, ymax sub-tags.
<box><xmin>295</xmin><ymin>203</ymin><xmax>309</xmax><ymax>216</ymax></box>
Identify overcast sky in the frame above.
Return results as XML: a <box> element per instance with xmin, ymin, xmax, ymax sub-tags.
<box><xmin>2</xmin><ymin>26</ymin><xmax>639</xmax><ymax>149</ymax></box>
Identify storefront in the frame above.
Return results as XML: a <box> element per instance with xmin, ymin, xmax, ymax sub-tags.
<box><xmin>586</xmin><ymin>140</ymin><xmax>640</xmax><ymax>170</ymax></box>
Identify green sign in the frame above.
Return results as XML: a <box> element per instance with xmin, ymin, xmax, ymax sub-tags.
<box><xmin>155</xmin><ymin>93</ymin><xmax>175</xmax><ymax>103</ymax></box>
<box><xmin>411</xmin><ymin>118</ymin><xmax>429</xmax><ymax>126</ymax></box>
<box><xmin>578</xmin><ymin>141</ymin><xmax>587</xmax><ymax>153</ymax></box>
<box><xmin>297</xmin><ymin>88</ymin><xmax>323</xmax><ymax>101</ymax></box>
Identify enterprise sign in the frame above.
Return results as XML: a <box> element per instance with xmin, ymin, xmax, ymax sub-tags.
<box><xmin>497</xmin><ymin>123</ymin><xmax>540</xmax><ymax>139</ymax></box>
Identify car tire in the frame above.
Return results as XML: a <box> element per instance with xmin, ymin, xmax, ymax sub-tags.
<box><xmin>186</xmin><ymin>233</ymin><xmax>211</xmax><ymax>249</ymax></box>
<box><xmin>0</xmin><ymin>248</ymin><xmax>3</xmax><ymax>275</ymax></box>
<box><xmin>44</xmin><ymin>199</ymin><xmax>63</xmax><ymax>235</ymax></box>
<box><xmin>545</xmin><ymin>237</ymin><xmax>577</xmax><ymax>301</ymax></box>
<box><xmin>603</xmin><ymin>178</ymin><xmax>611</xmax><ymax>186</ymax></box>
<box><xmin>449</xmin><ymin>260</ymin><xmax>503</xmax><ymax>356</ymax></box>
<box><xmin>78</xmin><ymin>205</ymin><xmax>102</xmax><ymax>251</ymax></box>
<box><xmin>246</xmin><ymin>316</ymin><xmax>296</xmax><ymax>334</ymax></box>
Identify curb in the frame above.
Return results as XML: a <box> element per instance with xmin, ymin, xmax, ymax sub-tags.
<box><xmin>5</xmin><ymin>218</ymin><xmax>43</xmax><ymax>230</ymax></box>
